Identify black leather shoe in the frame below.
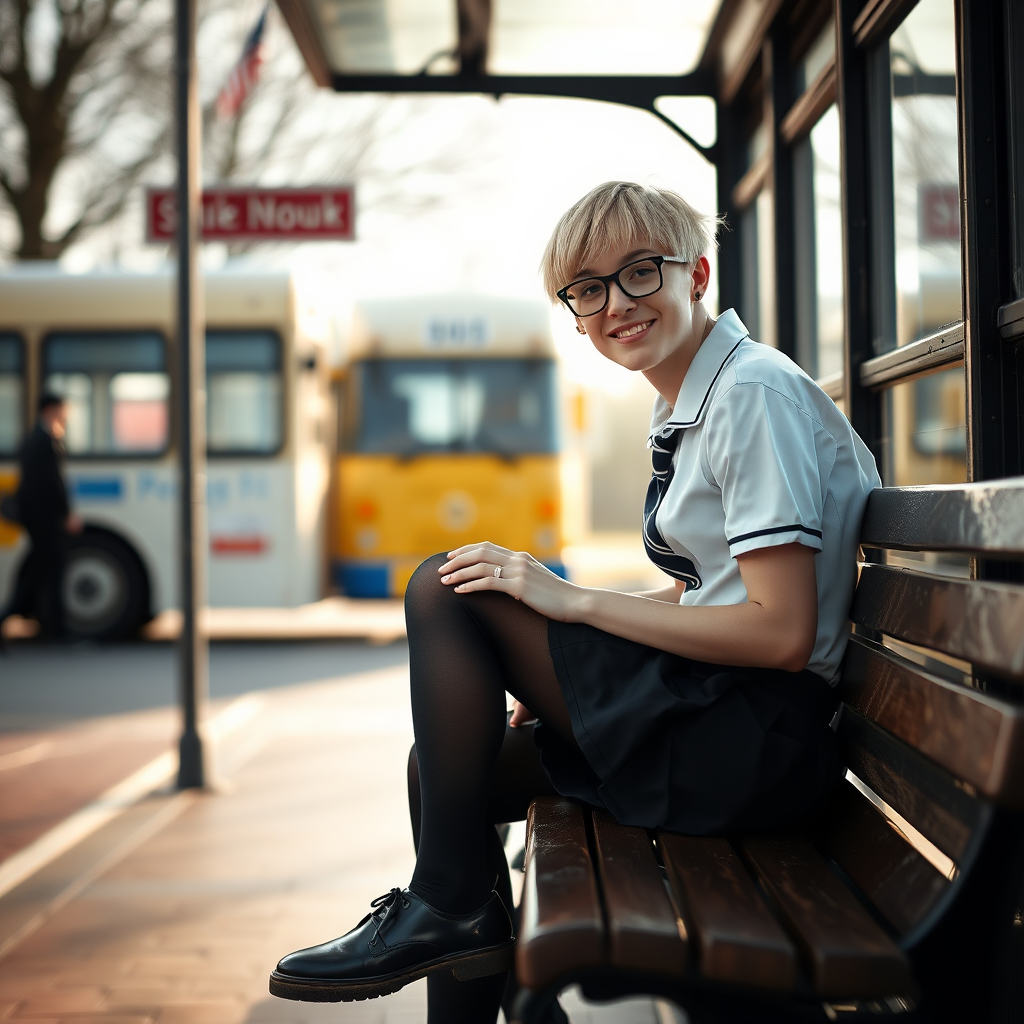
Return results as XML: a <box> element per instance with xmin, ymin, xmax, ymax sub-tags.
<box><xmin>269</xmin><ymin>887</ymin><xmax>514</xmax><ymax>1002</ymax></box>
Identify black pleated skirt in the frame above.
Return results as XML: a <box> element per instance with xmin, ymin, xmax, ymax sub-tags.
<box><xmin>536</xmin><ymin>620</ymin><xmax>841</xmax><ymax>836</ymax></box>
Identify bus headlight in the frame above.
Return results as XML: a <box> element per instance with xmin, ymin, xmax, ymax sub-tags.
<box><xmin>356</xmin><ymin>527</ymin><xmax>379</xmax><ymax>552</ymax></box>
<box><xmin>438</xmin><ymin>491</ymin><xmax>477</xmax><ymax>532</ymax></box>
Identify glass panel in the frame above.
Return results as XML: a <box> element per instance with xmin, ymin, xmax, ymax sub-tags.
<box><xmin>43</xmin><ymin>332</ymin><xmax>169</xmax><ymax>456</ymax></box>
<box><xmin>889</xmin><ymin>0</ymin><xmax>961</xmax><ymax>348</ymax></box>
<box><xmin>489</xmin><ymin>0</ymin><xmax>714</xmax><ymax>76</ymax></box>
<box><xmin>881</xmin><ymin>366</ymin><xmax>967</xmax><ymax>485</ymax></box>
<box><xmin>747</xmin><ymin>120</ymin><xmax>769</xmax><ymax>170</ymax></box>
<box><xmin>205</xmin><ymin>330</ymin><xmax>283</xmax><ymax>454</ymax></box>
<box><xmin>756</xmin><ymin>188</ymin><xmax>776</xmax><ymax>347</ymax></box>
<box><xmin>311</xmin><ymin>0</ymin><xmax>718</xmax><ymax>77</ymax></box>
<box><xmin>793</xmin><ymin>16</ymin><xmax>835</xmax><ymax>97</ymax></box>
<box><xmin>793</xmin><ymin>105</ymin><xmax>845</xmax><ymax>379</ymax></box>
<box><xmin>349</xmin><ymin>358</ymin><xmax>557</xmax><ymax>456</ymax></box>
<box><xmin>312</xmin><ymin>0</ymin><xmax>456</xmax><ymax>74</ymax></box>
<box><xmin>739</xmin><ymin>201</ymin><xmax>760</xmax><ymax>338</ymax></box>
<box><xmin>0</xmin><ymin>333</ymin><xmax>24</xmax><ymax>456</ymax></box>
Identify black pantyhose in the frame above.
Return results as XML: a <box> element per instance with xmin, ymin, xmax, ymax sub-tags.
<box><xmin>402</xmin><ymin>553</ymin><xmax>577</xmax><ymax>1023</ymax></box>
<box><xmin>407</xmin><ymin>720</ymin><xmax>558</xmax><ymax>906</ymax></box>
<box><xmin>407</xmin><ymin>723</ymin><xmax>559</xmax><ymax>1024</ymax></box>
<box><xmin>405</xmin><ymin>553</ymin><xmax>575</xmax><ymax>915</ymax></box>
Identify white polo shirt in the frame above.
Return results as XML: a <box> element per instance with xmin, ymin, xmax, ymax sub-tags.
<box><xmin>644</xmin><ymin>309</ymin><xmax>880</xmax><ymax>684</ymax></box>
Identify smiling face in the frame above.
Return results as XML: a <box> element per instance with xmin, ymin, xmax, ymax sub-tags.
<box><xmin>572</xmin><ymin>246</ymin><xmax>711</xmax><ymax>391</ymax></box>
<box><xmin>542</xmin><ymin>183</ymin><xmax>720</xmax><ymax>402</ymax></box>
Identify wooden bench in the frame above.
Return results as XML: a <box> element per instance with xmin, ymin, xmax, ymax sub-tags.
<box><xmin>512</xmin><ymin>479</ymin><xmax>1024</xmax><ymax>1023</ymax></box>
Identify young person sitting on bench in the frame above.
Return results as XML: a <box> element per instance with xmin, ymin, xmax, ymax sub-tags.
<box><xmin>271</xmin><ymin>181</ymin><xmax>881</xmax><ymax>1023</ymax></box>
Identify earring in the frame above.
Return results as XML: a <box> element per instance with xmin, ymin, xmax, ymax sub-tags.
<box><xmin>575</xmin><ymin>323</ymin><xmax>586</xmax><ymax>335</ymax></box>
<box><xmin>694</xmin><ymin>292</ymin><xmax>702</xmax><ymax>301</ymax></box>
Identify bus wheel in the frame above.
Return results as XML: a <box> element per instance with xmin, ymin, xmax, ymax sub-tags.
<box><xmin>62</xmin><ymin>528</ymin><xmax>150</xmax><ymax>641</ymax></box>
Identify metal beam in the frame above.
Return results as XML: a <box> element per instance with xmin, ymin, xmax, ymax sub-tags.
<box><xmin>958</xmin><ymin>0</ymin><xmax>1019</xmax><ymax>484</ymax></box>
<box><xmin>327</xmin><ymin>72</ymin><xmax>718</xmax><ymax>158</ymax></box>
<box><xmin>765</xmin><ymin>25</ymin><xmax>795</xmax><ymax>362</ymax></box>
<box><xmin>174</xmin><ymin>0</ymin><xmax>209</xmax><ymax>789</ymax></box>
<box><xmin>835</xmin><ymin>0</ymin><xmax>882</xmax><ymax>465</ymax></box>
<box><xmin>456</xmin><ymin>0</ymin><xmax>491</xmax><ymax>77</ymax></box>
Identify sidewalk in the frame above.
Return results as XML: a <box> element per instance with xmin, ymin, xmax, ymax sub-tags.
<box><xmin>0</xmin><ymin>666</ymin><xmax>674</xmax><ymax>1023</ymax></box>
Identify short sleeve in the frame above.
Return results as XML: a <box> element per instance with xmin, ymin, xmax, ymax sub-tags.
<box><xmin>704</xmin><ymin>382</ymin><xmax>835</xmax><ymax>558</ymax></box>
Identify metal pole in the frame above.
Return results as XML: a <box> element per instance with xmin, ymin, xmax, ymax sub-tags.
<box><xmin>175</xmin><ymin>0</ymin><xmax>208</xmax><ymax>789</ymax></box>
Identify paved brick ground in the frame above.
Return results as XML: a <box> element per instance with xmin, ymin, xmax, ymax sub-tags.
<box><xmin>0</xmin><ymin>709</ymin><xmax>178</xmax><ymax>863</ymax></box>
<box><xmin>0</xmin><ymin>665</ymin><xmax>670</xmax><ymax>1023</ymax></box>
<box><xmin>0</xmin><ymin>666</ymin><xmax>423</xmax><ymax>1022</ymax></box>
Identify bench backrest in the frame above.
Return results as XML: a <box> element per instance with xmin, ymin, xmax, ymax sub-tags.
<box><xmin>823</xmin><ymin>478</ymin><xmax>1024</xmax><ymax>943</ymax></box>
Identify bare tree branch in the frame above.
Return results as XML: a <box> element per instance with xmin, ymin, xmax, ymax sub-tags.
<box><xmin>0</xmin><ymin>0</ymin><xmax>484</xmax><ymax>262</ymax></box>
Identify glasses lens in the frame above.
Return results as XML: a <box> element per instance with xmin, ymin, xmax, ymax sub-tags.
<box><xmin>618</xmin><ymin>259</ymin><xmax>663</xmax><ymax>297</ymax></box>
<box><xmin>564</xmin><ymin>278</ymin><xmax>607</xmax><ymax>317</ymax></box>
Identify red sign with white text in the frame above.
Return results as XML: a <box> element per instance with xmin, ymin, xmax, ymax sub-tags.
<box><xmin>146</xmin><ymin>186</ymin><xmax>355</xmax><ymax>242</ymax></box>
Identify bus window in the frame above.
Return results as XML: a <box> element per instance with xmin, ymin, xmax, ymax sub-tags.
<box><xmin>888</xmin><ymin>0</ymin><xmax>961</xmax><ymax>349</ymax></box>
<box><xmin>347</xmin><ymin>359</ymin><xmax>557</xmax><ymax>456</ymax></box>
<box><xmin>43</xmin><ymin>332</ymin><xmax>169</xmax><ymax>455</ymax></box>
<box><xmin>0</xmin><ymin>333</ymin><xmax>24</xmax><ymax>456</ymax></box>
<box><xmin>206</xmin><ymin>330</ymin><xmax>283</xmax><ymax>455</ymax></box>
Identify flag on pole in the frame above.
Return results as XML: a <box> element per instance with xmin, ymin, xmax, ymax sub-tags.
<box><xmin>216</xmin><ymin>5</ymin><xmax>269</xmax><ymax>119</ymax></box>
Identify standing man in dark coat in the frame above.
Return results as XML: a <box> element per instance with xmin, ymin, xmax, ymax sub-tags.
<box><xmin>5</xmin><ymin>393</ymin><xmax>83</xmax><ymax>639</ymax></box>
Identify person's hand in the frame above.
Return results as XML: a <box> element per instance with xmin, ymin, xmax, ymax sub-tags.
<box><xmin>438</xmin><ymin>541</ymin><xmax>586</xmax><ymax>622</ymax></box>
<box><xmin>65</xmin><ymin>513</ymin><xmax>84</xmax><ymax>534</ymax></box>
<box><xmin>509</xmin><ymin>700</ymin><xmax>537</xmax><ymax>728</ymax></box>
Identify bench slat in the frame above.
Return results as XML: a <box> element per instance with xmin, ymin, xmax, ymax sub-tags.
<box><xmin>839</xmin><ymin>709</ymin><xmax>985</xmax><ymax>861</ymax></box>
<box><xmin>517</xmin><ymin>798</ymin><xmax>604</xmax><ymax>990</ymax></box>
<box><xmin>659</xmin><ymin>833</ymin><xmax>799</xmax><ymax>992</ymax></box>
<box><xmin>842</xmin><ymin>637</ymin><xmax>1024</xmax><ymax>805</ymax></box>
<box><xmin>742</xmin><ymin>838</ymin><xmax>912</xmax><ymax>998</ymax></box>
<box><xmin>591</xmin><ymin>812</ymin><xmax>688</xmax><ymax>977</ymax></box>
<box><xmin>815</xmin><ymin>779</ymin><xmax>949</xmax><ymax>934</ymax></box>
<box><xmin>853</xmin><ymin>564</ymin><xmax>1024</xmax><ymax>679</ymax></box>
<box><xmin>860</xmin><ymin>479</ymin><xmax>1024</xmax><ymax>556</ymax></box>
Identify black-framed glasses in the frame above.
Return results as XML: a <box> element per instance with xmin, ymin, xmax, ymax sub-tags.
<box><xmin>556</xmin><ymin>255</ymin><xmax>690</xmax><ymax>318</ymax></box>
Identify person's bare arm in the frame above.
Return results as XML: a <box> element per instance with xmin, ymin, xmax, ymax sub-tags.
<box><xmin>441</xmin><ymin>541</ymin><xmax>818</xmax><ymax>674</ymax></box>
<box><xmin>632</xmin><ymin>580</ymin><xmax>685</xmax><ymax>602</ymax></box>
<box><xmin>574</xmin><ymin>544</ymin><xmax>817</xmax><ymax>671</ymax></box>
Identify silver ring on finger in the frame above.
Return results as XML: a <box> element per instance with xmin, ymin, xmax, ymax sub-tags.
<box><xmin>493</xmin><ymin>565</ymin><xmax>502</xmax><ymax>579</ymax></box>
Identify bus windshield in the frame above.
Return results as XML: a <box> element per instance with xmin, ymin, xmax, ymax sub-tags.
<box><xmin>348</xmin><ymin>358</ymin><xmax>557</xmax><ymax>456</ymax></box>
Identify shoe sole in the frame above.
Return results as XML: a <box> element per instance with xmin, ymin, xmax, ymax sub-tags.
<box><xmin>268</xmin><ymin>939</ymin><xmax>515</xmax><ymax>1002</ymax></box>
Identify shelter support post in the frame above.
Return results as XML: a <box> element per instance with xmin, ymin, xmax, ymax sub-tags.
<box><xmin>174</xmin><ymin>0</ymin><xmax>209</xmax><ymax>789</ymax></box>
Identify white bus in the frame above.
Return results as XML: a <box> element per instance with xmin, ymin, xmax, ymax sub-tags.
<box><xmin>0</xmin><ymin>268</ymin><xmax>331</xmax><ymax>639</ymax></box>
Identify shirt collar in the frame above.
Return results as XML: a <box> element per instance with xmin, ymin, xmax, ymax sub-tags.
<box><xmin>647</xmin><ymin>308</ymin><xmax>749</xmax><ymax>444</ymax></box>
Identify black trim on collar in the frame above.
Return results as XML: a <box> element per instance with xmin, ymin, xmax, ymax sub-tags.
<box><xmin>727</xmin><ymin>524</ymin><xmax>823</xmax><ymax>546</ymax></box>
<box><xmin>650</xmin><ymin>336</ymin><xmax>748</xmax><ymax>439</ymax></box>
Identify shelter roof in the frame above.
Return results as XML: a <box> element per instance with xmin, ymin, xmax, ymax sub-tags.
<box><xmin>278</xmin><ymin>0</ymin><xmax>721</xmax><ymax>79</ymax></box>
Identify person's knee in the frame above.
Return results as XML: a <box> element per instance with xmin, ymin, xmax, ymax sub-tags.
<box><xmin>404</xmin><ymin>552</ymin><xmax>452</xmax><ymax>618</ymax></box>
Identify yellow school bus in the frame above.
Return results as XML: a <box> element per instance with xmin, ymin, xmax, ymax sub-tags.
<box><xmin>331</xmin><ymin>295</ymin><xmax>565</xmax><ymax>597</ymax></box>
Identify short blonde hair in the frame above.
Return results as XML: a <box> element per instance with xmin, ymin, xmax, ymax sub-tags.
<box><xmin>541</xmin><ymin>182</ymin><xmax>722</xmax><ymax>301</ymax></box>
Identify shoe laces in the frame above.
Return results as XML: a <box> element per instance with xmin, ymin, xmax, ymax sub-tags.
<box><xmin>368</xmin><ymin>887</ymin><xmax>410</xmax><ymax>947</ymax></box>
